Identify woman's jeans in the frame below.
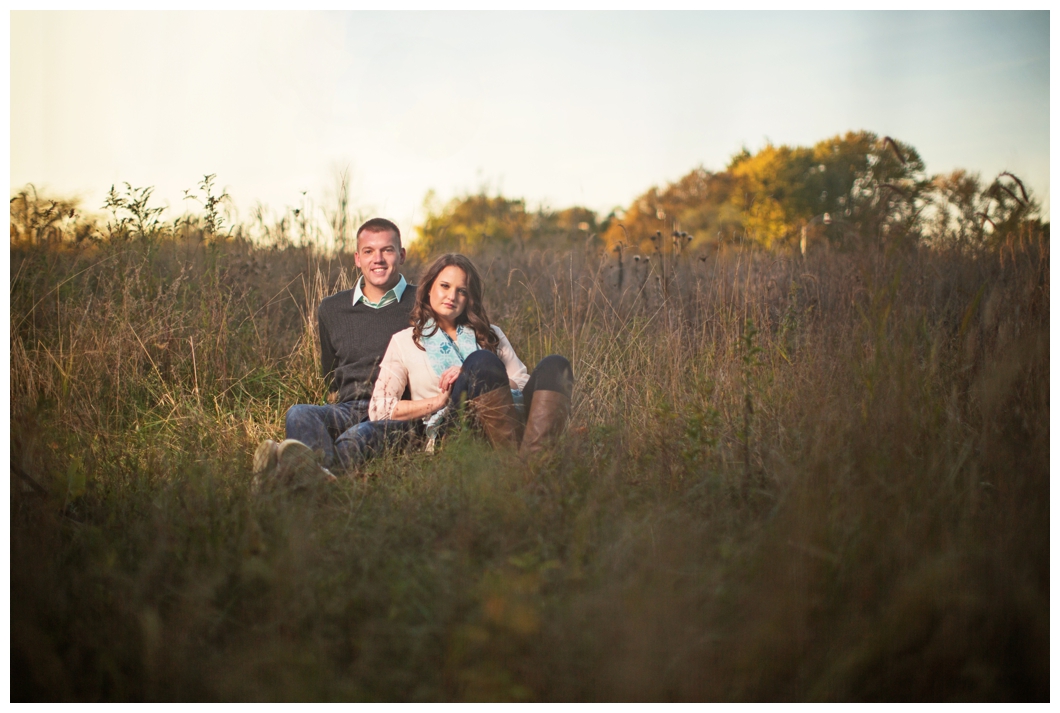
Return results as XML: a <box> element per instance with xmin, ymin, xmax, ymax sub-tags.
<box><xmin>291</xmin><ymin>351</ymin><xmax>573</xmax><ymax>472</ymax></box>
<box><xmin>450</xmin><ymin>351</ymin><xmax>573</xmax><ymax>409</ymax></box>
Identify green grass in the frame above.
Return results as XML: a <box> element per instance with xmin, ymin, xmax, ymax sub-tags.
<box><xmin>10</xmin><ymin>219</ymin><xmax>1049</xmax><ymax>701</ymax></box>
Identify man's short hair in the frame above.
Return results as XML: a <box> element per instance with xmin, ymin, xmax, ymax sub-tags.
<box><xmin>356</xmin><ymin>218</ymin><xmax>401</xmax><ymax>246</ymax></box>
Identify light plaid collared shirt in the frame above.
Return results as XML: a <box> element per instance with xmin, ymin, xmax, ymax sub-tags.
<box><xmin>352</xmin><ymin>274</ymin><xmax>407</xmax><ymax>309</ymax></box>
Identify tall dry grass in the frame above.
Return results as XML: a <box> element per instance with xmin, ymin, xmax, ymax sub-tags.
<box><xmin>10</xmin><ymin>208</ymin><xmax>1049</xmax><ymax>700</ymax></box>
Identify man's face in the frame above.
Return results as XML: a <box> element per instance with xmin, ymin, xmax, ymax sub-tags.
<box><xmin>354</xmin><ymin>229</ymin><xmax>405</xmax><ymax>296</ymax></box>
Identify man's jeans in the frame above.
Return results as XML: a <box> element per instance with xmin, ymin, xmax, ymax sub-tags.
<box><xmin>285</xmin><ymin>400</ymin><xmax>418</xmax><ymax>472</ymax></box>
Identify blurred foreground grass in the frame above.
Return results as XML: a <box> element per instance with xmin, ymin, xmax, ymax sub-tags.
<box><xmin>10</xmin><ymin>221</ymin><xmax>1049</xmax><ymax>700</ymax></box>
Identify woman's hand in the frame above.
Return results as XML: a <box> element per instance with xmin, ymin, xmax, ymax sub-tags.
<box><xmin>389</xmin><ymin>388</ymin><xmax>451</xmax><ymax>421</ymax></box>
<box><xmin>429</xmin><ymin>389</ymin><xmax>450</xmax><ymax>414</ymax></box>
<box><xmin>438</xmin><ymin>365</ymin><xmax>462</xmax><ymax>394</ymax></box>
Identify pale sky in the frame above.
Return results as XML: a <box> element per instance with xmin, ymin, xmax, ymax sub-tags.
<box><xmin>10</xmin><ymin>11</ymin><xmax>1051</xmax><ymax>243</ymax></box>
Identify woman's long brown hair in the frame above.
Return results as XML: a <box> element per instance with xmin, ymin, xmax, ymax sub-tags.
<box><xmin>410</xmin><ymin>253</ymin><xmax>499</xmax><ymax>353</ymax></box>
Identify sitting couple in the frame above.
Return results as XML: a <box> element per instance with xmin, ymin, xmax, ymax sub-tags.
<box><xmin>253</xmin><ymin>218</ymin><xmax>573</xmax><ymax>487</ymax></box>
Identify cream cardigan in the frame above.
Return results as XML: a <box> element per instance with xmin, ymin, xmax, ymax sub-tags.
<box><xmin>368</xmin><ymin>325</ymin><xmax>530</xmax><ymax>421</ymax></box>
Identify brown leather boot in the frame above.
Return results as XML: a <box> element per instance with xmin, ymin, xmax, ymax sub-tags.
<box><xmin>519</xmin><ymin>390</ymin><xmax>571</xmax><ymax>457</ymax></box>
<box><xmin>468</xmin><ymin>386</ymin><xmax>524</xmax><ymax>449</ymax></box>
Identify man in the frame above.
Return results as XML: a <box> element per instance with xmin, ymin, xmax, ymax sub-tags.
<box><xmin>253</xmin><ymin>217</ymin><xmax>417</xmax><ymax>486</ymax></box>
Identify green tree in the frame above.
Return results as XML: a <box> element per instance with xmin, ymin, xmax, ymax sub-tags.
<box><xmin>412</xmin><ymin>192</ymin><xmax>599</xmax><ymax>259</ymax></box>
<box><xmin>811</xmin><ymin>132</ymin><xmax>929</xmax><ymax>249</ymax></box>
<box><xmin>412</xmin><ymin>191</ymin><xmax>531</xmax><ymax>259</ymax></box>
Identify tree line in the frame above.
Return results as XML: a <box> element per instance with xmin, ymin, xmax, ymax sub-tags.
<box><xmin>10</xmin><ymin>130</ymin><xmax>1045</xmax><ymax>257</ymax></box>
<box><xmin>412</xmin><ymin>130</ymin><xmax>1044</xmax><ymax>259</ymax></box>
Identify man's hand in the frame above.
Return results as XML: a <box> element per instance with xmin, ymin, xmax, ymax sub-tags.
<box><xmin>438</xmin><ymin>366</ymin><xmax>462</xmax><ymax>394</ymax></box>
<box><xmin>326</xmin><ymin>391</ymin><xmax>338</xmax><ymax>404</ymax></box>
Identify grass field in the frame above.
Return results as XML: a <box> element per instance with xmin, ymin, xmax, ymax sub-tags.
<box><xmin>10</xmin><ymin>207</ymin><xmax>1049</xmax><ymax>700</ymax></box>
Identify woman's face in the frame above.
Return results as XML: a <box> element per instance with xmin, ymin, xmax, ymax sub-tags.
<box><xmin>429</xmin><ymin>264</ymin><xmax>469</xmax><ymax>327</ymax></box>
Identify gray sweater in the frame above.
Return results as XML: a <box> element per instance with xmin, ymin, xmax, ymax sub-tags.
<box><xmin>317</xmin><ymin>286</ymin><xmax>416</xmax><ymax>403</ymax></box>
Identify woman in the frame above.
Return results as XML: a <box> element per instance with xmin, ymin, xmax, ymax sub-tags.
<box><xmin>368</xmin><ymin>253</ymin><xmax>573</xmax><ymax>456</ymax></box>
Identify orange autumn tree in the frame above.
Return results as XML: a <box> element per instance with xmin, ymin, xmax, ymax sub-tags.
<box><xmin>597</xmin><ymin>168</ymin><xmax>740</xmax><ymax>254</ymax></box>
<box><xmin>600</xmin><ymin>131</ymin><xmax>930</xmax><ymax>252</ymax></box>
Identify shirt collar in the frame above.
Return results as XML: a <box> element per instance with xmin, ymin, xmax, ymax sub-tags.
<box><xmin>353</xmin><ymin>274</ymin><xmax>407</xmax><ymax>307</ymax></box>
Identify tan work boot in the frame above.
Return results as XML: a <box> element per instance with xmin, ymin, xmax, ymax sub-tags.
<box><xmin>275</xmin><ymin>439</ymin><xmax>337</xmax><ymax>490</ymax></box>
<box><xmin>518</xmin><ymin>390</ymin><xmax>571</xmax><ymax>458</ymax></box>
<box><xmin>252</xmin><ymin>439</ymin><xmax>280</xmax><ymax>492</ymax></box>
<box><xmin>467</xmin><ymin>387</ymin><xmax>524</xmax><ymax>449</ymax></box>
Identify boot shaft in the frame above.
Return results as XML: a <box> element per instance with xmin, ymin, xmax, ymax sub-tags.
<box><xmin>519</xmin><ymin>389</ymin><xmax>571</xmax><ymax>457</ymax></box>
<box><xmin>467</xmin><ymin>386</ymin><xmax>524</xmax><ymax>449</ymax></box>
